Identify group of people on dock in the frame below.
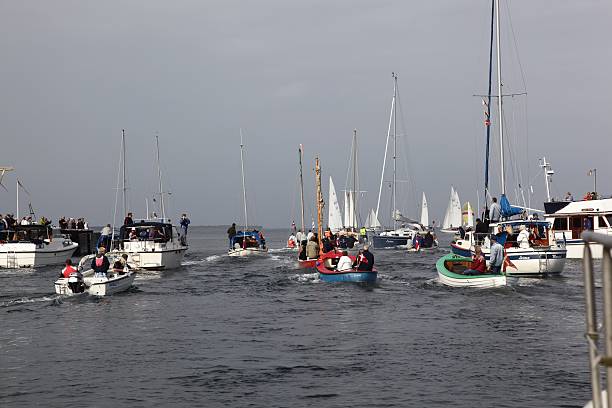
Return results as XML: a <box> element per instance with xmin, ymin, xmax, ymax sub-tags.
<box><xmin>58</xmin><ymin>217</ymin><xmax>88</xmax><ymax>230</ymax></box>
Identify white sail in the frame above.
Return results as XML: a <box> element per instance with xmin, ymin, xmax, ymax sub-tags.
<box><xmin>442</xmin><ymin>187</ymin><xmax>455</xmax><ymax>229</ymax></box>
<box><xmin>343</xmin><ymin>190</ymin><xmax>356</xmax><ymax>229</ymax></box>
<box><xmin>452</xmin><ymin>189</ymin><xmax>462</xmax><ymax>228</ymax></box>
<box><xmin>463</xmin><ymin>201</ymin><xmax>474</xmax><ymax>227</ymax></box>
<box><xmin>370</xmin><ymin>209</ymin><xmax>381</xmax><ymax>228</ymax></box>
<box><xmin>328</xmin><ymin>176</ymin><xmax>343</xmax><ymax>232</ymax></box>
<box><xmin>420</xmin><ymin>192</ymin><xmax>429</xmax><ymax>227</ymax></box>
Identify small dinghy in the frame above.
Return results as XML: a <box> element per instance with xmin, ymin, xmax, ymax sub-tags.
<box><xmin>55</xmin><ymin>254</ymin><xmax>136</xmax><ymax>296</ymax></box>
<box><xmin>315</xmin><ymin>251</ymin><xmax>377</xmax><ymax>283</ymax></box>
<box><xmin>436</xmin><ymin>253</ymin><xmax>506</xmax><ymax>288</ymax></box>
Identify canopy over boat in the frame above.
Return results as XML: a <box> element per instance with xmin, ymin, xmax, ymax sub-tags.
<box><xmin>500</xmin><ymin>194</ymin><xmax>523</xmax><ymax>218</ymax></box>
<box><xmin>229</xmin><ymin>231</ymin><xmax>263</xmax><ymax>246</ymax></box>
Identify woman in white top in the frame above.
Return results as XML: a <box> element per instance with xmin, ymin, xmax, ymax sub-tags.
<box><xmin>517</xmin><ymin>225</ymin><xmax>531</xmax><ymax>249</ymax></box>
<box><xmin>336</xmin><ymin>251</ymin><xmax>354</xmax><ymax>272</ymax></box>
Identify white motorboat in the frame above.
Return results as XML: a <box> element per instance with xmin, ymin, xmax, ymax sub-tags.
<box><xmin>108</xmin><ymin>221</ymin><xmax>187</xmax><ymax>269</ymax></box>
<box><xmin>55</xmin><ymin>253</ymin><xmax>136</xmax><ymax>296</ymax></box>
<box><xmin>0</xmin><ymin>225</ymin><xmax>78</xmax><ymax>268</ymax></box>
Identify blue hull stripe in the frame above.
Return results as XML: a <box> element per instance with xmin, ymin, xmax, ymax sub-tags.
<box><xmin>319</xmin><ymin>272</ymin><xmax>378</xmax><ymax>283</ymax></box>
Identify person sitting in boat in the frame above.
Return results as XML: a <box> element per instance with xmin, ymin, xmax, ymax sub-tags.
<box><xmin>61</xmin><ymin>259</ymin><xmax>78</xmax><ymax>278</ymax></box>
<box><xmin>345</xmin><ymin>234</ymin><xmax>357</xmax><ymax>249</ymax></box>
<box><xmin>337</xmin><ymin>233</ymin><xmax>348</xmax><ymax>249</ymax></box>
<box><xmin>258</xmin><ymin>231</ymin><xmax>266</xmax><ymax>249</ymax></box>
<box><xmin>423</xmin><ymin>231</ymin><xmax>434</xmax><ymax>248</ymax></box>
<box><xmin>129</xmin><ymin>228</ymin><xmax>138</xmax><ymax>241</ymax></box>
<box><xmin>488</xmin><ymin>235</ymin><xmax>504</xmax><ymax>275</ymax></box>
<box><xmin>516</xmin><ymin>225</ymin><xmax>531</xmax><ymax>249</ymax></box>
<box><xmin>306</xmin><ymin>236</ymin><xmax>319</xmax><ymax>260</ymax></box>
<box><xmin>336</xmin><ymin>251</ymin><xmax>353</xmax><ymax>272</ymax></box>
<box><xmin>321</xmin><ymin>237</ymin><xmax>334</xmax><ymax>253</ymax></box>
<box><xmin>287</xmin><ymin>234</ymin><xmax>297</xmax><ymax>248</ymax></box>
<box><xmin>298</xmin><ymin>240</ymin><xmax>308</xmax><ymax>260</ymax></box>
<box><xmin>355</xmin><ymin>245</ymin><xmax>374</xmax><ymax>271</ymax></box>
<box><xmin>92</xmin><ymin>247</ymin><xmax>111</xmax><ymax>278</ymax></box>
<box><xmin>112</xmin><ymin>254</ymin><xmax>130</xmax><ymax>276</ymax></box>
<box><xmin>463</xmin><ymin>246</ymin><xmax>486</xmax><ymax>275</ymax></box>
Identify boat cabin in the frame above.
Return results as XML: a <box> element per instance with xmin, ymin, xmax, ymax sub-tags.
<box><xmin>230</xmin><ymin>231</ymin><xmax>263</xmax><ymax>249</ymax></box>
<box><xmin>546</xmin><ymin>198</ymin><xmax>612</xmax><ymax>241</ymax></box>
<box><xmin>119</xmin><ymin>221</ymin><xmax>175</xmax><ymax>243</ymax></box>
<box><xmin>0</xmin><ymin>224</ymin><xmax>53</xmax><ymax>244</ymax></box>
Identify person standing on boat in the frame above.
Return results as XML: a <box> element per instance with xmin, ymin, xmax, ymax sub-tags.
<box><xmin>92</xmin><ymin>248</ymin><xmax>111</xmax><ymax>277</ymax></box>
<box><xmin>179</xmin><ymin>213</ymin><xmax>190</xmax><ymax>245</ymax></box>
<box><xmin>291</xmin><ymin>221</ymin><xmax>297</xmax><ymax>235</ymax></box>
<box><xmin>336</xmin><ymin>251</ymin><xmax>353</xmax><ymax>272</ymax></box>
<box><xmin>475</xmin><ymin>218</ymin><xmax>487</xmax><ymax>244</ymax></box>
<box><xmin>123</xmin><ymin>212</ymin><xmax>134</xmax><ymax>226</ymax></box>
<box><xmin>307</xmin><ymin>229</ymin><xmax>314</xmax><ymax>241</ymax></box>
<box><xmin>488</xmin><ymin>235</ymin><xmax>504</xmax><ymax>274</ymax></box>
<box><xmin>306</xmin><ymin>236</ymin><xmax>319</xmax><ymax>260</ymax></box>
<box><xmin>517</xmin><ymin>225</ymin><xmax>531</xmax><ymax>249</ymax></box>
<box><xmin>565</xmin><ymin>192</ymin><xmax>574</xmax><ymax>201</ymax></box>
<box><xmin>97</xmin><ymin>224</ymin><xmax>112</xmax><ymax>250</ymax></box>
<box><xmin>355</xmin><ymin>245</ymin><xmax>374</xmax><ymax>271</ymax></box>
<box><xmin>296</xmin><ymin>229</ymin><xmax>304</xmax><ymax>245</ymax></box>
<box><xmin>227</xmin><ymin>223</ymin><xmax>237</xmax><ymax>248</ymax></box>
<box><xmin>61</xmin><ymin>259</ymin><xmax>78</xmax><ymax>278</ymax></box>
<box><xmin>489</xmin><ymin>197</ymin><xmax>501</xmax><ymax>223</ymax></box>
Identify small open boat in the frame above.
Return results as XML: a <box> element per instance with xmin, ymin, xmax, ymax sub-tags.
<box><xmin>55</xmin><ymin>269</ymin><xmax>135</xmax><ymax>296</ymax></box>
<box><xmin>436</xmin><ymin>253</ymin><xmax>506</xmax><ymax>288</ymax></box>
<box><xmin>315</xmin><ymin>251</ymin><xmax>377</xmax><ymax>283</ymax></box>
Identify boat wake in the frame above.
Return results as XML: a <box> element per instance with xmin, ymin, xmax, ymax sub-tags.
<box><xmin>205</xmin><ymin>254</ymin><xmax>224</xmax><ymax>262</ymax></box>
<box><xmin>0</xmin><ymin>294</ymin><xmax>59</xmax><ymax>309</ymax></box>
<box><xmin>288</xmin><ymin>272</ymin><xmax>320</xmax><ymax>283</ymax></box>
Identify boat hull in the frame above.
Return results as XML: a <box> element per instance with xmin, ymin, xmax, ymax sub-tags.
<box><xmin>436</xmin><ymin>254</ymin><xmax>506</xmax><ymax>288</ymax></box>
<box><xmin>228</xmin><ymin>247</ymin><xmax>268</xmax><ymax>257</ymax></box>
<box><xmin>318</xmin><ymin>269</ymin><xmax>378</xmax><ymax>283</ymax></box>
<box><xmin>372</xmin><ymin>235</ymin><xmax>409</xmax><ymax>249</ymax></box>
<box><xmin>298</xmin><ymin>259</ymin><xmax>316</xmax><ymax>268</ymax></box>
<box><xmin>55</xmin><ymin>271</ymin><xmax>135</xmax><ymax>296</ymax></box>
<box><xmin>0</xmin><ymin>242</ymin><xmax>79</xmax><ymax>269</ymax></box>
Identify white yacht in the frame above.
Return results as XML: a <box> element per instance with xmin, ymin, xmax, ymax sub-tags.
<box><xmin>108</xmin><ymin>220</ymin><xmax>187</xmax><ymax>269</ymax></box>
<box><xmin>0</xmin><ymin>224</ymin><xmax>78</xmax><ymax>268</ymax></box>
<box><xmin>545</xmin><ymin>198</ymin><xmax>612</xmax><ymax>259</ymax></box>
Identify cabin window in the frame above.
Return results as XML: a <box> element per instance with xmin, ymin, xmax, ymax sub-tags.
<box><xmin>553</xmin><ymin>218</ymin><xmax>568</xmax><ymax>230</ymax></box>
<box><xmin>570</xmin><ymin>217</ymin><xmax>582</xmax><ymax>229</ymax></box>
<box><xmin>605</xmin><ymin>215</ymin><xmax>612</xmax><ymax>228</ymax></box>
<box><xmin>598</xmin><ymin>216</ymin><xmax>609</xmax><ymax>228</ymax></box>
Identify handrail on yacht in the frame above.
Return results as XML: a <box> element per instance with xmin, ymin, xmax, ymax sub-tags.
<box><xmin>582</xmin><ymin>231</ymin><xmax>612</xmax><ymax>408</ymax></box>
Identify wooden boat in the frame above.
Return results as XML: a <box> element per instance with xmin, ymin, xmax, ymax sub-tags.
<box><xmin>436</xmin><ymin>253</ymin><xmax>506</xmax><ymax>288</ymax></box>
<box><xmin>315</xmin><ymin>250</ymin><xmax>377</xmax><ymax>283</ymax></box>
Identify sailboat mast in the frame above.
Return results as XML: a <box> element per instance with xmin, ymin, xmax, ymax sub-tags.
<box><xmin>484</xmin><ymin>0</ymin><xmax>495</xmax><ymax>210</ymax></box>
<box><xmin>375</xmin><ymin>74</ymin><xmax>396</xmax><ymax>222</ymax></box>
<box><xmin>495</xmin><ymin>0</ymin><xmax>506</xmax><ymax>195</ymax></box>
<box><xmin>155</xmin><ymin>135</ymin><xmax>166</xmax><ymax>221</ymax></box>
<box><xmin>16</xmin><ymin>179</ymin><xmax>19</xmax><ymax>220</ymax></box>
<box><xmin>122</xmin><ymin>129</ymin><xmax>127</xmax><ymax>218</ymax></box>
<box><xmin>392</xmin><ymin>72</ymin><xmax>398</xmax><ymax>230</ymax></box>
<box><xmin>315</xmin><ymin>157</ymin><xmax>323</xmax><ymax>250</ymax></box>
<box><xmin>352</xmin><ymin>129</ymin><xmax>358</xmax><ymax>229</ymax></box>
<box><xmin>298</xmin><ymin>144</ymin><xmax>305</xmax><ymax>233</ymax></box>
<box><xmin>239</xmin><ymin>129</ymin><xmax>249</xmax><ymax>231</ymax></box>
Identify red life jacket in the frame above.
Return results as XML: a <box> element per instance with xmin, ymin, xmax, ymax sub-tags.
<box><xmin>62</xmin><ymin>265</ymin><xmax>77</xmax><ymax>278</ymax></box>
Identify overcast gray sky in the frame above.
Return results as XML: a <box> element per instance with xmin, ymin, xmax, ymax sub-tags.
<box><xmin>1</xmin><ymin>0</ymin><xmax>610</xmax><ymax>228</ymax></box>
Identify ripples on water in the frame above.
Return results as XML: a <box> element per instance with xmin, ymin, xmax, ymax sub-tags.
<box><xmin>0</xmin><ymin>227</ymin><xmax>593</xmax><ymax>407</ymax></box>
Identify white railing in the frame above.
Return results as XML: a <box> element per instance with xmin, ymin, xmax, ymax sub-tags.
<box><xmin>582</xmin><ymin>231</ymin><xmax>612</xmax><ymax>408</ymax></box>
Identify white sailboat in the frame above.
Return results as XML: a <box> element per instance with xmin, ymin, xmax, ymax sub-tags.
<box><xmin>328</xmin><ymin>176</ymin><xmax>344</xmax><ymax>233</ymax></box>
<box><xmin>107</xmin><ymin>132</ymin><xmax>187</xmax><ymax>269</ymax></box>
<box><xmin>228</xmin><ymin>130</ymin><xmax>268</xmax><ymax>257</ymax></box>
<box><xmin>450</xmin><ymin>0</ymin><xmax>566</xmax><ymax>276</ymax></box>
<box><xmin>364</xmin><ymin>208</ymin><xmax>382</xmax><ymax>230</ymax></box>
<box><xmin>441</xmin><ymin>187</ymin><xmax>462</xmax><ymax>233</ymax></box>
<box><xmin>371</xmin><ymin>73</ymin><xmax>421</xmax><ymax>249</ymax></box>
<box><xmin>462</xmin><ymin>202</ymin><xmax>475</xmax><ymax>228</ymax></box>
<box><xmin>420</xmin><ymin>192</ymin><xmax>429</xmax><ymax>228</ymax></box>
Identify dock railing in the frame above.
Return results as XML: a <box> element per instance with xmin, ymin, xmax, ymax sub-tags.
<box><xmin>582</xmin><ymin>231</ymin><xmax>612</xmax><ymax>408</ymax></box>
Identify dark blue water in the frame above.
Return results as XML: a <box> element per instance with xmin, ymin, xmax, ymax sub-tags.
<box><xmin>0</xmin><ymin>226</ymin><xmax>592</xmax><ymax>407</ymax></box>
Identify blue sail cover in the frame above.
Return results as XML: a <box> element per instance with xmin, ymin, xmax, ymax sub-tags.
<box><xmin>500</xmin><ymin>194</ymin><xmax>523</xmax><ymax>218</ymax></box>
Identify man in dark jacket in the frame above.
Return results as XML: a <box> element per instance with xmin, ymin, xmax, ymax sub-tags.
<box><xmin>475</xmin><ymin>218</ymin><xmax>488</xmax><ymax>244</ymax></box>
<box><xmin>355</xmin><ymin>245</ymin><xmax>374</xmax><ymax>271</ymax></box>
<box><xmin>227</xmin><ymin>223</ymin><xmax>237</xmax><ymax>248</ymax></box>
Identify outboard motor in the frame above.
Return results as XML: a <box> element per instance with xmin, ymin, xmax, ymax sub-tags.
<box><xmin>67</xmin><ymin>272</ymin><xmax>85</xmax><ymax>293</ymax></box>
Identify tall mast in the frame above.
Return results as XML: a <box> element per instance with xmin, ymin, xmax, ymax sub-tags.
<box><xmin>483</xmin><ymin>0</ymin><xmax>495</xmax><ymax>211</ymax></box>
<box><xmin>352</xmin><ymin>129</ymin><xmax>358</xmax><ymax>229</ymax></box>
<box><xmin>16</xmin><ymin>179</ymin><xmax>19</xmax><ymax>220</ymax></box>
<box><xmin>122</xmin><ymin>129</ymin><xmax>128</xmax><ymax>217</ymax></box>
<box><xmin>298</xmin><ymin>144</ymin><xmax>305</xmax><ymax>233</ymax></box>
<box><xmin>155</xmin><ymin>134</ymin><xmax>166</xmax><ymax>221</ymax></box>
<box><xmin>539</xmin><ymin>157</ymin><xmax>553</xmax><ymax>202</ymax></box>
<box><xmin>315</xmin><ymin>157</ymin><xmax>323</xmax><ymax>250</ymax></box>
<box><xmin>376</xmin><ymin>75</ymin><xmax>395</xmax><ymax>222</ymax></box>
<box><xmin>239</xmin><ymin>129</ymin><xmax>249</xmax><ymax>231</ymax></box>
<box><xmin>392</xmin><ymin>72</ymin><xmax>398</xmax><ymax>229</ymax></box>
<box><xmin>495</xmin><ymin>0</ymin><xmax>506</xmax><ymax>195</ymax></box>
